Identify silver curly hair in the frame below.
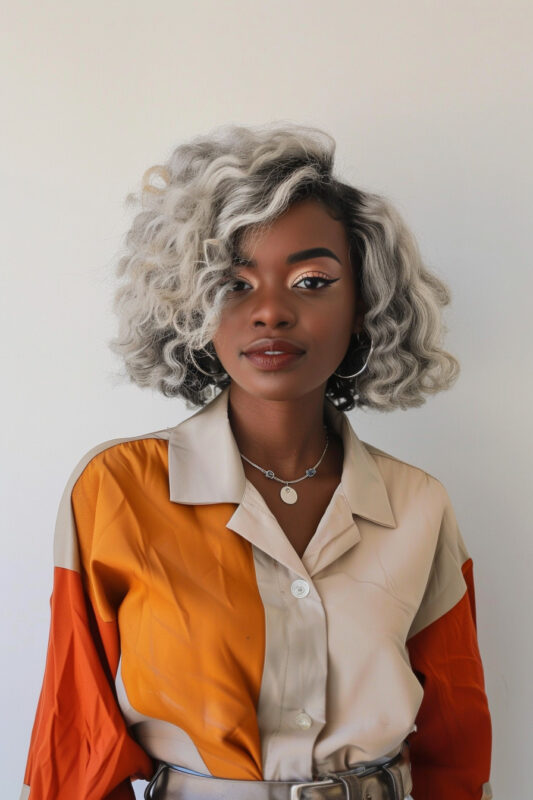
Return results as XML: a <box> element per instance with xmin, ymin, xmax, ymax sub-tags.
<box><xmin>108</xmin><ymin>120</ymin><xmax>460</xmax><ymax>411</ymax></box>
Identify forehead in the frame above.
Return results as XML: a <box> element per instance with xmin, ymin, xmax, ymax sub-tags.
<box><xmin>237</xmin><ymin>198</ymin><xmax>349</xmax><ymax>258</ymax></box>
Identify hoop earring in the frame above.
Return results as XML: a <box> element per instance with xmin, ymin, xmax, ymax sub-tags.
<box><xmin>333</xmin><ymin>334</ymin><xmax>374</xmax><ymax>380</ymax></box>
<box><xmin>189</xmin><ymin>344</ymin><xmax>228</xmax><ymax>380</ymax></box>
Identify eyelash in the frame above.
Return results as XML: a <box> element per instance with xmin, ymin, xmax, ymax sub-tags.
<box><xmin>226</xmin><ymin>272</ymin><xmax>339</xmax><ymax>293</ymax></box>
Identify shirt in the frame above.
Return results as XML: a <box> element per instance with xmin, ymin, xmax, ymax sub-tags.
<box><xmin>20</xmin><ymin>384</ymin><xmax>493</xmax><ymax>800</ymax></box>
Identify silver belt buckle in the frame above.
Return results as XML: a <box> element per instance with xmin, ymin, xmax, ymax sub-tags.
<box><xmin>290</xmin><ymin>776</ymin><xmax>335</xmax><ymax>800</ymax></box>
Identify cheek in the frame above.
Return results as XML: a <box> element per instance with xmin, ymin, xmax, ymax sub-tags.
<box><xmin>212</xmin><ymin>318</ymin><xmax>236</xmax><ymax>356</ymax></box>
<box><xmin>313</xmin><ymin>307</ymin><xmax>352</xmax><ymax>339</ymax></box>
<box><xmin>309</xmin><ymin>314</ymin><xmax>354</xmax><ymax>363</ymax></box>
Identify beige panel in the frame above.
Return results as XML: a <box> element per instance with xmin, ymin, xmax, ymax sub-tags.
<box><xmin>407</xmin><ymin>483</ymin><xmax>470</xmax><ymax>639</ymax></box>
<box><xmin>248</xmin><ymin>465</ymin><xmax>438</xmax><ymax>776</ymax></box>
<box><xmin>53</xmin><ymin>429</ymin><xmax>171</xmax><ymax>571</ymax></box>
<box><xmin>18</xmin><ymin>786</ymin><xmax>30</xmax><ymax>800</ymax></box>
<box><xmin>482</xmin><ymin>781</ymin><xmax>494</xmax><ymax>799</ymax></box>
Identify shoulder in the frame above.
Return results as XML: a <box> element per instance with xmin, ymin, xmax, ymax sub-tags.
<box><xmin>53</xmin><ymin>427</ymin><xmax>173</xmax><ymax>572</ymax></box>
<box><xmin>361</xmin><ymin>440</ymin><xmax>469</xmax><ymax>565</ymax></box>
<box><xmin>361</xmin><ymin>439</ymin><xmax>449</xmax><ymax>501</ymax></box>
<box><xmin>66</xmin><ymin>427</ymin><xmax>172</xmax><ymax>492</ymax></box>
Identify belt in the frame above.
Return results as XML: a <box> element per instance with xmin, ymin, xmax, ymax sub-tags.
<box><xmin>144</xmin><ymin>740</ymin><xmax>413</xmax><ymax>800</ymax></box>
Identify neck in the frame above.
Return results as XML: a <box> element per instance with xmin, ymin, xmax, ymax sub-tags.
<box><xmin>227</xmin><ymin>383</ymin><xmax>331</xmax><ymax>479</ymax></box>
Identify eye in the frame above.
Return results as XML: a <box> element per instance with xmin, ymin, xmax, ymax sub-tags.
<box><xmin>223</xmin><ymin>271</ymin><xmax>339</xmax><ymax>294</ymax></box>
<box><xmin>225</xmin><ymin>278</ymin><xmax>252</xmax><ymax>293</ymax></box>
<box><xmin>293</xmin><ymin>272</ymin><xmax>339</xmax><ymax>290</ymax></box>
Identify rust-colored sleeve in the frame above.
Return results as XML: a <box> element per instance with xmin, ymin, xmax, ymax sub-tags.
<box><xmin>21</xmin><ymin>566</ymin><xmax>153</xmax><ymax>799</ymax></box>
<box><xmin>406</xmin><ymin>556</ymin><xmax>493</xmax><ymax>800</ymax></box>
<box><xmin>20</xmin><ymin>451</ymin><xmax>154</xmax><ymax>799</ymax></box>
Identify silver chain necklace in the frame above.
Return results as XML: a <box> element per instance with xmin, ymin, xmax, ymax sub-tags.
<box><xmin>239</xmin><ymin>426</ymin><xmax>329</xmax><ymax>504</ymax></box>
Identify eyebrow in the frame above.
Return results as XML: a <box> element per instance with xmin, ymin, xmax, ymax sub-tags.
<box><xmin>232</xmin><ymin>247</ymin><xmax>342</xmax><ymax>267</ymax></box>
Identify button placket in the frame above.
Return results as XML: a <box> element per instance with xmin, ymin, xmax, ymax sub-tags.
<box><xmin>254</xmin><ymin>556</ymin><xmax>328</xmax><ymax>779</ymax></box>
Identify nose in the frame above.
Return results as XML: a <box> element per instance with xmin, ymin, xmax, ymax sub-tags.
<box><xmin>248</xmin><ymin>284</ymin><xmax>297</xmax><ymax>329</ymax></box>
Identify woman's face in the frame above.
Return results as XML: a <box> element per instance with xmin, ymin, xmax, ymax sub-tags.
<box><xmin>212</xmin><ymin>197</ymin><xmax>366</xmax><ymax>402</ymax></box>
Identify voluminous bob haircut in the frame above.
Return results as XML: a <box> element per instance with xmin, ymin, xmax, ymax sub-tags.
<box><xmin>109</xmin><ymin>120</ymin><xmax>460</xmax><ymax>412</ymax></box>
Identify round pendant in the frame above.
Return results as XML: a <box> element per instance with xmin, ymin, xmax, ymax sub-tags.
<box><xmin>280</xmin><ymin>485</ymin><xmax>298</xmax><ymax>504</ymax></box>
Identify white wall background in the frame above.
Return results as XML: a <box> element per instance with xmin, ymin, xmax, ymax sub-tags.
<box><xmin>2</xmin><ymin>1</ymin><xmax>532</xmax><ymax>797</ymax></box>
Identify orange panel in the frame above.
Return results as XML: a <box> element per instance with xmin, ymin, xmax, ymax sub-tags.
<box><xmin>72</xmin><ymin>438</ymin><xmax>266</xmax><ymax>780</ymax></box>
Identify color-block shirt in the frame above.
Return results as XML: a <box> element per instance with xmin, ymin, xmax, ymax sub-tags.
<box><xmin>20</xmin><ymin>385</ymin><xmax>493</xmax><ymax>800</ymax></box>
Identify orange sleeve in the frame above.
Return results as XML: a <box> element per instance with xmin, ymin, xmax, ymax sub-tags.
<box><xmin>21</xmin><ymin>453</ymin><xmax>155</xmax><ymax>800</ymax></box>
<box><xmin>22</xmin><ymin>565</ymin><xmax>153</xmax><ymax>799</ymax></box>
<box><xmin>406</xmin><ymin>558</ymin><xmax>492</xmax><ymax>800</ymax></box>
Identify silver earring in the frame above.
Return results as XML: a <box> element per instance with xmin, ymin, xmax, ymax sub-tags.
<box><xmin>333</xmin><ymin>333</ymin><xmax>374</xmax><ymax>379</ymax></box>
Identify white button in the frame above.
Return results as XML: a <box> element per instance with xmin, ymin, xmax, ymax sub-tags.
<box><xmin>291</xmin><ymin>579</ymin><xmax>310</xmax><ymax>598</ymax></box>
<box><xmin>295</xmin><ymin>711</ymin><xmax>312</xmax><ymax>730</ymax></box>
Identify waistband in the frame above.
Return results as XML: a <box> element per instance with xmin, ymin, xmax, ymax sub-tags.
<box><xmin>144</xmin><ymin>740</ymin><xmax>413</xmax><ymax>800</ymax></box>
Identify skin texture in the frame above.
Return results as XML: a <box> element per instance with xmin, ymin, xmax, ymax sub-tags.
<box><xmin>212</xmin><ymin>199</ymin><xmax>367</xmax><ymax>521</ymax></box>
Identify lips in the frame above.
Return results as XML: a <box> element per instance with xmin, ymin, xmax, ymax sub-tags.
<box><xmin>243</xmin><ymin>338</ymin><xmax>305</xmax><ymax>355</ymax></box>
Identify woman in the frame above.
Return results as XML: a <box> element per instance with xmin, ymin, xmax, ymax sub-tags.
<box><xmin>20</xmin><ymin>122</ymin><xmax>493</xmax><ymax>800</ymax></box>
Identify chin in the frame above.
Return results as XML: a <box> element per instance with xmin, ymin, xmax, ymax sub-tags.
<box><xmin>231</xmin><ymin>376</ymin><xmax>327</xmax><ymax>402</ymax></box>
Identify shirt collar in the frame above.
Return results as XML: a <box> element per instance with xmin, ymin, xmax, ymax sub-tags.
<box><xmin>168</xmin><ymin>385</ymin><xmax>396</xmax><ymax>529</ymax></box>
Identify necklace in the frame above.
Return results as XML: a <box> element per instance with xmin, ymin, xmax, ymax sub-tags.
<box><xmin>239</xmin><ymin>426</ymin><xmax>329</xmax><ymax>504</ymax></box>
